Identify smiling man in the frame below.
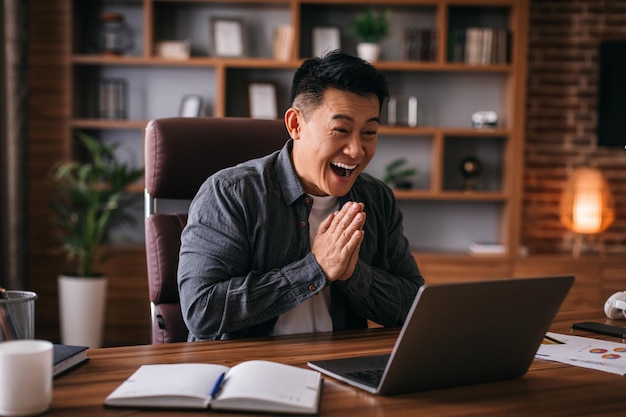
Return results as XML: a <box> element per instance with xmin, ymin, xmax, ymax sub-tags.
<box><xmin>178</xmin><ymin>50</ymin><xmax>424</xmax><ymax>341</ymax></box>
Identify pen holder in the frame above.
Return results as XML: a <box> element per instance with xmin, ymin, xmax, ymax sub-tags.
<box><xmin>0</xmin><ymin>290</ymin><xmax>38</xmax><ymax>341</ymax></box>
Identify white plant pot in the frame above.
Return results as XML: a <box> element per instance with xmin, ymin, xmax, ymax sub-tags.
<box><xmin>357</xmin><ymin>42</ymin><xmax>381</xmax><ymax>62</ymax></box>
<box><xmin>58</xmin><ymin>274</ymin><xmax>108</xmax><ymax>348</ymax></box>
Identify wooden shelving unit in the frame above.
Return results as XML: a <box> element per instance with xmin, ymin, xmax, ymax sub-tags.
<box><xmin>68</xmin><ymin>0</ymin><xmax>528</xmax><ymax>260</ymax></box>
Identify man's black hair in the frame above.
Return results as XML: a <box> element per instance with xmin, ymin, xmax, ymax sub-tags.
<box><xmin>289</xmin><ymin>50</ymin><xmax>389</xmax><ymax>114</ymax></box>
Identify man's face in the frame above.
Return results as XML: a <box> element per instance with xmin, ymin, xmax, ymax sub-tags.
<box><xmin>289</xmin><ymin>88</ymin><xmax>380</xmax><ymax>197</ymax></box>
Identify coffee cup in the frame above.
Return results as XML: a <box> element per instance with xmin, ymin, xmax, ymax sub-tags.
<box><xmin>0</xmin><ymin>340</ymin><xmax>53</xmax><ymax>416</ymax></box>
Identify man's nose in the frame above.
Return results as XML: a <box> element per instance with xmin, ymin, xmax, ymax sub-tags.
<box><xmin>344</xmin><ymin>135</ymin><xmax>365</xmax><ymax>159</ymax></box>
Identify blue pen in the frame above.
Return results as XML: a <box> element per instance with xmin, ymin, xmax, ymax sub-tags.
<box><xmin>210</xmin><ymin>372</ymin><xmax>226</xmax><ymax>398</ymax></box>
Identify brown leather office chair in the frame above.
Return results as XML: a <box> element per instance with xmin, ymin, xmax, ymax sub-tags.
<box><xmin>144</xmin><ymin>117</ymin><xmax>289</xmax><ymax>343</ymax></box>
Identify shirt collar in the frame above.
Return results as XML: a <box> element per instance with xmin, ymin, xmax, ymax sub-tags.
<box><xmin>276</xmin><ymin>139</ymin><xmax>307</xmax><ymax>205</ymax></box>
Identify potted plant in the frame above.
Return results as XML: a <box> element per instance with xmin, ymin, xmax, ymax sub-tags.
<box><xmin>51</xmin><ymin>132</ymin><xmax>143</xmax><ymax>347</ymax></box>
<box><xmin>350</xmin><ymin>7</ymin><xmax>390</xmax><ymax>62</ymax></box>
<box><xmin>383</xmin><ymin>158</ymin><xmax>417</xmax><ymax>190</ymax></box>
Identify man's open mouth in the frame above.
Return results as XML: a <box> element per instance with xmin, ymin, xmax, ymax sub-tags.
<box><xmin>330</xmin><ymin>162</ymin><xmax>357</xmax><ymax>177</ymax></box>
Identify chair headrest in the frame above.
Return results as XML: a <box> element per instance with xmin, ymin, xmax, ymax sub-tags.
<box><xmin>144</xmin><ymin>117</ymin><xmax>288</xmax><ymax>199</ymax></box>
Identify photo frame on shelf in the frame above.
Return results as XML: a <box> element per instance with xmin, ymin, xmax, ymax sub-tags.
<box><xmin>312</xmin><ymin>27</ymin><xmax>340</xmax><ymax>58</ymax></box>
<box><xmin>248</xmin><ymin>82</ymin><xmax>278</xmax><ymax>120</ymax></box>
<box><xmin>179</xmin><ymin>95</ymin><xmax>203</xmax><ymax>117</ymax></box>
<box><xmin>210</xmin><ymin>18</ymin><xmax>245</xmax><ymax>57</ymax></box>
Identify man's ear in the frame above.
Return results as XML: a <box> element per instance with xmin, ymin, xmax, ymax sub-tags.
<box><xmin>284</xmin><ymin>107</ymin><xmax>301</xmax><ymax>140</ymax></box>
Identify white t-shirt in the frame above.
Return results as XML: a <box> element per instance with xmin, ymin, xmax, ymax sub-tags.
<box><xmin>271</xmin><ymin>195</ymin><xmax>338</xmax><ymax>336</ymax></box>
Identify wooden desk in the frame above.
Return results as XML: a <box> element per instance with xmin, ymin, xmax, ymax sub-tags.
<box><xmin>51</xmin><ymin>310</ymin><xmax>626</xmax><ymax>416</ymax></box>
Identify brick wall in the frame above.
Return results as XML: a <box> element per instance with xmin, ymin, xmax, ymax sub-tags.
<box><xmin>524</xmin><ymin>0</ymin><xmax>626</xmax><ymax>255</ymax></box>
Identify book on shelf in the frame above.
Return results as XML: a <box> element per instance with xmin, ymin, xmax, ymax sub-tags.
<box><xmin>448</xmin><ymin>27</ymin><xmax>510</xmax><ymax>64</ymax></box>
<box><xmin>53</xmin><ymin>344</ymin><xmax>89</xmax><ymax>378</ymax></box>
<box><xmin>272</xmin><ymin>24</ymin><xmax>294</xmax><ymax>62</ymax></box>
<box><xmin>467</xmin><ymin>241</ymin><xmax>506</xmax><ymax>255</ymax></box>
<box><xmin>404</xmin><ymin>28</ymin><xmax>437</xmax><ymax>62</ymax></box>
<box><xmin>104</xmin><ymin>360</ymin><xmax>322</xmax><ymax>414</ymax></box>
<box><xmin>447</xmin><ymin>28</ymin><xmax>466</xmax><ymax>62</ymax></box>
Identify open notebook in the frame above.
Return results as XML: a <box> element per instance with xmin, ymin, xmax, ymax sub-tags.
<box><xmin>308</xmin><ymin>275</ymin><xmax>574</xmax><ymax>395</ymax></box>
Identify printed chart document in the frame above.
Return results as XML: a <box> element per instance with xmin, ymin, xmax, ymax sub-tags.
<box><xmin>104</xmin><ymin>360</ymin><xmax>322</xmax><ymax>414</ymax></box>
<box><xmin>536</xmin><ymin>332</ymin><xmax>626</xmax><ymax>375</ymax></box>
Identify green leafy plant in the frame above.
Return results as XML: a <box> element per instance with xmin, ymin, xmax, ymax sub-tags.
<box><xmin>51</xmin><ymin>132</ymin><xmax>143</xmax><ymax>277</ymax></box>
<box><xmin>350</xmin><ymin>8</ymin><xmax>390</xmax><ymax>43</ymax></box>
<box><xmin>383</xmin><ymin>158</ymin><xmax>417</xmax><ymax>189</ymax></box>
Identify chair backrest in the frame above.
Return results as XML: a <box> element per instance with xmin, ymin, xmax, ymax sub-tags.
<box><xmin>144</xmin><ymin>117</ymin><xmax>289</xmax><ymax>343</ymax></box>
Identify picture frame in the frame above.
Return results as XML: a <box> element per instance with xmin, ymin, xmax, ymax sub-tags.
<box><xmin>312</xmin><ymin>27</ymin><xmax>340</xmax><ymax>58</ymax></box>
<box><xmin>248</xmin><ymin>82</ymin><xmax>278</xmax><ymax>120</ymax></box>
<box><xmin>179</xmin><ymin>95</ymin><xmax>203</xmax><ymax>117</ymax></box>
<box><xmin>210</xmin><ymin>18</ymin><xmax>245</xmax><ymax>57</ymax></box>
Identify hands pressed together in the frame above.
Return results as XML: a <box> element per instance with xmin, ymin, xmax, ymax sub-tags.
<box><xmin>311</xmin><ymin>201</ymin><xmax>366</xmax><ymax>282</ymax></box>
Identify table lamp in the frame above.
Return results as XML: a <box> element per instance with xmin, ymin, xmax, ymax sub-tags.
<box><xmin>559</xmin><ymin>167</ymin><xmax>615</xmax><ymax>257</ymax></box>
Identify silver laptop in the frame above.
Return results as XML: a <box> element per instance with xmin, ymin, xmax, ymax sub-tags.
<box><xmin>308</xmin><ymin>275</ymin><xmax>574</xmax><ymax>395</ymax></box>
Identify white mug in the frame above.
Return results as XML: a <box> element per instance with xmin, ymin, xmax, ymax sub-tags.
<box><xmin>0</xmin><ymin>340</ymin><xmax>53</xmax><ymax>416</ymax></box>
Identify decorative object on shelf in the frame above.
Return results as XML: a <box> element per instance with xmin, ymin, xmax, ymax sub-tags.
<box><xmin>388</xmin><ymin>95</ymin><xmax>418</xmax><ymax>127</ymax></box>
<box><xmin>210</xmin><ymin>18</ymin><xmax>245</xmax><ymax>57</ymax></box>
<box><xmin>179</xmin><ymin>95</ymin><xmax>203</xmax><ymax>117</ymax></box>
<box><xmin>471</xmin><ymin>110</ymin><xmax>498</xmax><ymax>128</ymax></box>
<box><xmin>467</xmin><ymin>241</ymin><xmax>505</xmax><ymax>256</ymax></box>
<box><xmin>383</xmin><ymin>158</ymin><xmax>417</xmax><ymax>190</ymax></box>
<box><xmin>272</xmin><ymin>24</ymin><xmax>294</xmax><ymax>61</ymax></box>
<box><xmin>559</xmin><ymin>166</ymin><xmax>615</xmax><ymax>258</ymax></box>
<box><xmin>350</xmin><ymin>7</ymin><xmax>390</xmax><ymax>62</ymax></box>
<box><xmin>403</xmin><ymin>28</ymin><xmax>437</xmax><ymax>62</ymax></box>
<box><xmin>97</xmin><ymin>12</ymin><xmax>133</xmax><ymax>55</ymax></box>
<box><xmin>460</xmin><ymin>156</ymin><xmax>483</xmax><ymax>191</ymax></box>
<box><xmin>248</xmin><ymin>82</ymin><xmax>278</xmax><ymax>120</ymax></box>
<box><xmin>51</xmin><ymin>132</ymin><xmax>143</xmax><ymax>347</ymax></box>
<box><xmin>155</xmin><ymin>40</ymin><xmax>191</xmax><ymax>60</ymax></box>
<box><xmin>312</xmin><ymin>27</ymin><xmax>340</xmax><ymax>58</ymax></box>
<box><xmin>97</xmin><ymin>78</ymin><xmax>127</xmax><ymax>120</ymax></box>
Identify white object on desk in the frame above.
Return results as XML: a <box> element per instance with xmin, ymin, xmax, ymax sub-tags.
<box><xmin>104</xmin><ymin>360</ymin><xmax>322</xmax><ymax>414</ymax></box>
<box><xmin>604</xmin><ymin>291</ymin><xmax>626</xmax><ymax>319</ymax></box>
<box><xmin>0</xmin><ymin>340</ymin><xmax>53</xmax><ymax>416</ymax></box>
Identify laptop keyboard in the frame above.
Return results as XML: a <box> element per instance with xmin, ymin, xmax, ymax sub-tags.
<box><xmin>346</xmin><ymin>368</ymin><xmax>385</xmax><ymax>386</ymax></box>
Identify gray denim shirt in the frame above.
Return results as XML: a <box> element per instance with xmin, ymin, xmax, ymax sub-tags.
<box><xmin>178</xmin><ymin>139</ymin><xmax>424</xmax><ymax>341</ymax></box>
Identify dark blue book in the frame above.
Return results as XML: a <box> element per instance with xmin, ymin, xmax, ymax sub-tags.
<box><xmin>53</xmin><ymin>344</ymin><xmax>89</xmax><ymax>378</ymax></box>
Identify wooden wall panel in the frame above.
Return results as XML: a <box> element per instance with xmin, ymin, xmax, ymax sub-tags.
<box><xmin>28</xmin><ymin>0</ymin><xmax>70</xmax><ymax>343</ymax></box>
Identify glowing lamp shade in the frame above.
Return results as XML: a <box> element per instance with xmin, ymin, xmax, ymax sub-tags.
<box><xmin>560</xmin><ymin>167</ymin><xmax>615</xmax><ymax>235</ymax></box>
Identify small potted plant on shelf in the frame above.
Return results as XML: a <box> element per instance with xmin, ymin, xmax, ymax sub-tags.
<box><xmin>383</xmin><ymin>158</ymin><xmax>417</xmax><ymax>190</ymax></box>
<box><xmin>350</xmin><ymin>7</ymin><xmax>390</xmax><ymax>62</ymax></box>
<box><xmin>51</xmin><ymin>132</ymin><xmax>143</xmax><ymax>348</ymax></box>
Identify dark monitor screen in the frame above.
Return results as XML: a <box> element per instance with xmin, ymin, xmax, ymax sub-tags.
<box><xmin>598</xmin><ymin>40</ymin><xmax>626</xmax><ymax>148</ymax></box>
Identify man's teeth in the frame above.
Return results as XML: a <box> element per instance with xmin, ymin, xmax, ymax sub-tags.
<box><xmin>332</xmin><ymin>162</ymin><xmax>357</xmax><ymax>170</ymax></box>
